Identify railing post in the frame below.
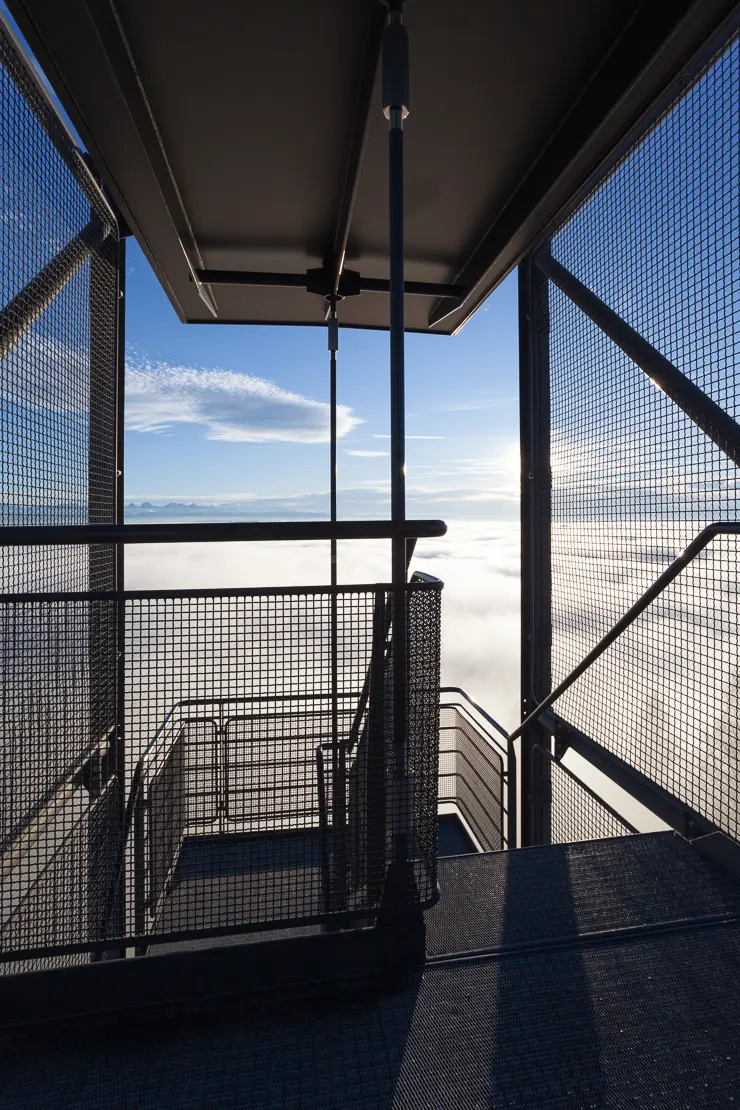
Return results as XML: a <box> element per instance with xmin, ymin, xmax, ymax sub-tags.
<box><xmin>384</xmin><ymin>0</ymin><xmax>411</xmax><ymax>868</ymax></box>
<box><xmin>327</xmin><ymin>302</ymin><xmax>347</xmax><ymax>911</ymax></box>
<box><xmin>519</xmin><ymin>250</ymin><xmax>552</xmax><ymax>847</ymax></box>
<box><xmin>114</xmin><ymin>236</ymin><xmax>127</xmax><ymax>953</ymax></box>
<box><xmin>132</xmin><ymin>768</ymin><xmax>147</xmax><ymax>956</ymax></box>
<box><xmin>367</xmin><ymin>590</ymin><xmax>388</xmax><ymax>904</ymax></box>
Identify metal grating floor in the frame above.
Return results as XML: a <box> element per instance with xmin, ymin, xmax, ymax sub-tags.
<box><xmin>1</xmin><ymin>832</ymin><xmax>739</xmax><ymax>1108</ymax></box>
<box><xmin>426</xmin><ymin>831</ymin><xmax>740</xmax><ymax>956</ymax></box>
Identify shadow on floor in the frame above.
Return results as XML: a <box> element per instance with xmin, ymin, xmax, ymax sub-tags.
<box><xmin>488</xmin><ymin>845</ymin><xmax>605</xmax><ymax>1106</ymax></box>
<box><xmin>0</xmin><ymin>970</ymin><xmax>426</xmax><ymax>1110</ymax></box>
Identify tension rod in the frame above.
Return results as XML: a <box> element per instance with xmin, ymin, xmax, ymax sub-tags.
<box><xmin>327</xmin><ymin>295</ymin><xmax>346</xmax><ymax>912</ymax></box>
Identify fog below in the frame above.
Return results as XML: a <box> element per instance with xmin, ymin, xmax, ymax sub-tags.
<box><xmin>125</xmin><ymin>520</ymin><xmax>521</xmax><ymax>731</ymax></box>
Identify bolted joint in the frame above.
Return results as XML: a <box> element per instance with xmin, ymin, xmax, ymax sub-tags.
<box><xmin>382</xmin><ymin>19</ymin><xmax>409</xmax><ymax>122</ymax></box>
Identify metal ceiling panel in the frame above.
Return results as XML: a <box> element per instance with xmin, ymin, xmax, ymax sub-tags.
<box><xmin>6</xmin><ymin>0</ymin><xmax>736</xmax><ymax>333</ymax></box>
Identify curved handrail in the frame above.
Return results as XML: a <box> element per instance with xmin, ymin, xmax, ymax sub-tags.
<box><xmin>510</xmin><ymin>521</ymin><xmax>740</xmax><ymax>742</ymax></box>
<box><xmin>440</xmin><ymin>686</ymin><xmax>509</xmax><ymax>744</ymax></box>
<box><xmin>440</xmin><ymin>686</ymin><xmax>516</xmax><ymax>847</ymax></box>
<box><xmin>439</xmin><ymin>697</ymin><xmax>509</xmax><ymax>763</ymax></box>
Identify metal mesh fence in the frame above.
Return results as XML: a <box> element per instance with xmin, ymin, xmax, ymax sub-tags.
<box><xmin>0</xmin><ymin>582</ymin><xmax>441</xmax><ymax>964</ymax></box>
<box><xmin>538</xmin><ymin>20</ymin><xmax>740</xmax><ymax>839</ymax></box>
<box><xmin>0</xmin><ymin>23</ymin><xmax>120</xmax><ymax>968</ymax></box>
<box><xmin>0</xmin><ymin>20</ymin><xmax>119</xmax><ymax>591</ymax></box>
<box><xmin>533</xmin><ymin>746</ymin><xmax>635</xmax><ymax>845</ymax></box>
<box><xmin>438</xmin><ymin>705</ymin><xmax>505</xmax><ymax>851</ymax></box>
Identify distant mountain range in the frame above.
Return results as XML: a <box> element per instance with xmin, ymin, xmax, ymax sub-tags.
<box><xmin>0</xmin><ymin>489</ymin><xmax>519</xmax><ymax>525</ymax></box>
<box><xmin>123</xmin><ymin>488</ymin><xmax>518</xmax><ymax>523</ymax></box>
<box><xmin>125</xmin><ymin>500</ymin><xmax>328</xmax><ymax>522</ymax></box>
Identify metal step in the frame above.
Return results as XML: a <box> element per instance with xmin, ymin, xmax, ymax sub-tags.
<box><xmin>427</xmin><ymin>830</ymin><xmax>740</xmax><ymax>957</ymax></box>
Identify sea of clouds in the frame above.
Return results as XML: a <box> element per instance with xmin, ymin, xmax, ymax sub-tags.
<box><xmin>125</xmin><ymin>520</ymin><xmax>521</xmax><ymax>731</ymax></box>
<box><xmin>123</xmin><ymin>521</ymin><xmax>670</xmax><ymax>832</ymax></box>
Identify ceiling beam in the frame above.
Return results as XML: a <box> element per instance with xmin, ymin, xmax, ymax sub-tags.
<box><xmin>325</xmin><ymin>1</ymin><xmax>387</xmax><ymax>298</ymax></box>
<box><xmin>196</xmin><ymin>268</ymin><xmax>466</xmax><ymax>300</ymax></box>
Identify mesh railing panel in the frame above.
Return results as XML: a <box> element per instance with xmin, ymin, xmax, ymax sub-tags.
<box><xmin>130</xmin><ymin>586</ymin><xmax>441</xmax><ymax>941</ymax></box>
<box><xmin>407</xmin><ymin>586</ymin><xmax>443</xmax><ymax>883</ymax></box>
<box><xmin>0</xmin><ymin>583</ymin><xmax>441</xmax><ymax>963</ymax></box>
<box><xmin>438</xmin><ymin>706</ymin><xmax>505</xmax><ymax>852</ymax></box>
<box><xmin>0</xmin><ymin>778</ymin><xmax>121</xmax><ymax>972</ymax></box>
<box><xmin>0</xmin><ymin>23</ymin><xmax>119</xmax><ymax>966</ymax></box>
<box><xmin>0</xmin><ymin>20</ymin><xmax>119</xmax><ymax>591</ymax></box>
<box><xmin>541</xmin><ymin>20</ymin><xmax>740</xmax><ymax>839</ymax></box>
<box><xmin>534</xmin><ymin>747</ymin><xmax>635</xmax><ymax>845</ymax></box>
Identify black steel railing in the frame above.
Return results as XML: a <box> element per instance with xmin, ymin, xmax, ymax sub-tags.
<box><xmin>512</xmin><ymin>522</ymin><xmax>740</xmax><ymax>743</ymax></box>
<box><xmin>438</xmin><ymin>688</ymin><xmax>512</xmax><ymax>851</ymax></box>
<box><xmin>0</xmin><ymin>520</ymin><xmax>446</xmax><ymax>549</ymax></box>
<box><xmin>515</xmin><ymin>523</ymin><xmax>740</xmax><ymax>841</ymax></box>
<box><xmin>134</xmin><ymin>695</ymin><xmax>363</xmax><ymax>941</ymax></box>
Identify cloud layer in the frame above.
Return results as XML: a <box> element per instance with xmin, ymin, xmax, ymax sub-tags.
<box><xmin>126</xmin><ymin>359</ymin><xmax>361</xmax><ymax>443</ymax></box>
<box><xmin>125</xmin><ymin>521</ymin><xmax>522</xmax><ymax>729</ymax></box>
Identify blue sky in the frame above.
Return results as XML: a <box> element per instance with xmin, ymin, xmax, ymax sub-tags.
<box><xmin>125</xmin><ymin>241</ymin><xmax>519</xmax><ymax>521</ymax></box>
<box><xmin>0</xmin><ymin>0</ymin><xmax>520</xmax><ymax>523</ymax></box>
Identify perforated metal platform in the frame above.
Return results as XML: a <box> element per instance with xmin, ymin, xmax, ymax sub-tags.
<box><xmin>1</xmin><ymin>832</ymin><xmax>739</xmax><ymax>1108</ymax></box>
<box><xmin>426</xmin><ymin>831</ymin><xmax>740</xmax><ymax>956</ymax></box>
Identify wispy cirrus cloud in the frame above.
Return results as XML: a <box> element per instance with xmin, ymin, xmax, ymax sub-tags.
<box><xmin>344</xmin><ymin>449</ymin><xmax>388</xmax><ymax>457</ymax></box>
<box><xmin>126</xmin><ymin>357</ymin><xmax>361</xmax><ymax>443</ymax></box>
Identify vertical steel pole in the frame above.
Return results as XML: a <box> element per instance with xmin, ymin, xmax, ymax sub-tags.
<box><xmin>327</xmin><ymin>302</ymin><xmax>345</xmax><ymax>909</ymax></box>
<box><xmin>519</xmin><ymin>251</ymin><xmax>552</xmax><ymax>847</ymax></box>
<box><xmin>329</xmin><ymin>302</ymin><xmax>338</xmax><ymax>588</ymax></box>
<box><xmin>114</xmin><ymin>235</ymin><xmax>127</xmax><ymax>950</ymax></box>
<box><xmin>383</xmin><ymin>1</ymin><xmax>410</xmax><ymax>861</ymax></box>
<box><xmin>88</xmin><ymin>206</ymin><xmax>118</xmax><ymax>957</ymax></box>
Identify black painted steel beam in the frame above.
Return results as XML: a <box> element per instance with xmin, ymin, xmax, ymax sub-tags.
<box><xmin>384</xmin><ymin>1</ymin><xmax>410</xmax><ymax>864</ymax></box>
<box><xmin>0</xmin><ymin>912</ymin><xmax>427</xmax><ymax>1026</ymax></box>
<box><xmin>536</xmin><ymin>250</ymin><xmax>740</xmax><ymax>468</ymax></box>
<box><xmin>358</xmin><ymin>276</ymin><xmax>465</xmax><ymax>298</ymax></box>
<box><xmin>197</xmin><ymin>270</ymin><xmax>307</xmax><ymax>289</ymax></box>
<box><xmin>0</xmin><ymin>520</ymin><xmax>447</xmax><ymax>546</ymax></box>
<box><xmin>326</xmin><ymin>2</ymin><xmax>386</xmax><ymax>297</ymax></box>
<box><xmin>542</xmin><ymin>711</ymin><xmax>718</xmax><ymax>838</ymax></box>
<box><xmin>0</xmin><ymin>218</ymin><xmax>107</xmax><ymax>359</ymax></box>
<box><xmin>518</xmin><ymin>255</ymin><xmax>552</xmax><ymax>846</ymax></box>
<box><xmin>196</xmin><ymin>268</ymin><xmax>465</xmax><ymax>300</ymax></box>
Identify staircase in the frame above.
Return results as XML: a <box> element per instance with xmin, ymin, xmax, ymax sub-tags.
<box><xmin>2</xmin><ymin>830</ymin><xmax>739</xmax><ymax>1108</ymax></box>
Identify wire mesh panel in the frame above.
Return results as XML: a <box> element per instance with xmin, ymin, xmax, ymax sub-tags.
<box><xmin>0</xmin><ymin>21</ymin><xmax>119</xmax><ymax>592</ymax></box>
<box><xmin>534</xmin><ymin>20</ymin><xmax>740</xmax><ymax>839</ymax></box>
<box><xmin>0</xmin><ymin>581</ymin><xmax>441</xmax><ymax>965</ymax></box>
<box><xmin>533</xmin><ymin>747</ymin><xmax>635</xmax><ymax>845</ymax></box>
<box><xmin>0</xmin><ymin>25</ymin><xmax>120</xmax><ymax>966</ymax></box>
<box><xmin>127</xmin><ymin>584</ymin><xmax>441</xmax><ymax>945</ymax></box>
<box><xmin>0</xmin><ymin>598</ymin><xmax>120</xmax><ymax>969</ymax></box>
<box><xmin>438</xmin><ymin>706</ymin><xmax>505</xmax><ymax>852</ymax></box>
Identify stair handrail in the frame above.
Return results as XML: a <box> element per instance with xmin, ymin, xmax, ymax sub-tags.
<box><xmin>510</xmin><ymin>521</ymin><xmax>740</xmax><ymax>742</ymax></box>
<box><xmin>440</xmin><ymin>686</ymin><xmax>516</xmax><ymax>847</ymax></box>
